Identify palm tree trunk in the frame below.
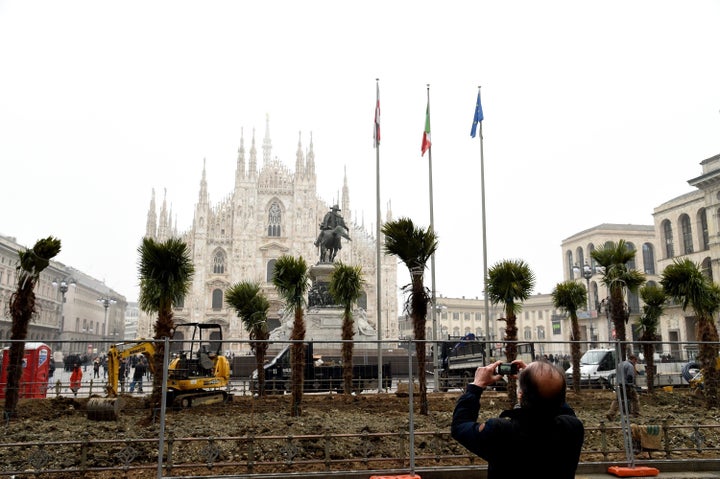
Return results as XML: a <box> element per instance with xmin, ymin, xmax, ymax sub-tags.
<box><xmin>504</xmin><ymin>308</ymin><xmax>519</xmax><ymax>408</ymax></box>
<box><xmin>254</xmin><ymin>340</ymin><xmax>268</xmax><ymax>397</ymax></box>
<box><xmin>341</xmin><ymin>306</ymin><xmax>354</xmax><ymax>395</ymax></box>
<box><xmin>641</xmin><ymin>334</ymin><xmax>656</xmax><ymax>394</ymax></box>
<box><xmin>411</xmin><ymin>277</ymin><xmax>428</xmax><ymax>415</ymax></box>
<box><xmin>610</xmin><ymin>290</ymin><xmax>627</xmax><ymax>358</ymax></box>
<box><xmin>290</xmin><ymin>307</ymin><xmax>306</xmax><ymax>416</ymax></box>
<box><xmin>697</xmin><ymin>316</ymin><xmax>720</xmax><ymax>408</ymax></box>
<box><xmin>570</xmin><ymin>316</ymin><xmax>581</xmax><ymax>394</ymax></box>
<box><xmin>4</xmin><ymin>276</ymin><xmax>35</xmax><ymax>419</ymax></box>
<box><xmin>151</xmin><ymin>307</ymin><xmax>174</xmax><ymax>410</ymax></box>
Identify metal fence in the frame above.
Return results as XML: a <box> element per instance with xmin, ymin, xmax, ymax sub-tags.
<box><xmin>0</xmin><ymin>337</ymin><xmax>718</xmax><ymax>478</ymax></box>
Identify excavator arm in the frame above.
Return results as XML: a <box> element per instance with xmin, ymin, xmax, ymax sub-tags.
<box><xmin>106</xmin><ymin>341</ymin><xmax>156</xmax><ymax>397</ymax></box>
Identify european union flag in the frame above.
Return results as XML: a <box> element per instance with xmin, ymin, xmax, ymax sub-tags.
<box><xmin>470</xmin><ymin>91</ymin><xmax>484</xmax><ymax>138</ymax></box>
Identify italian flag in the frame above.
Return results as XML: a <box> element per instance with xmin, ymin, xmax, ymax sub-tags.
<box><xmin>421</xmin><ymin>102</ymin><xmax>431</xmax><ymax>156</ymax></box>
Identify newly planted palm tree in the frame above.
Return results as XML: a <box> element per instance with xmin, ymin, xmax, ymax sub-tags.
<box><xmin>637</xmin><ymin>284</ymin><xmax>666</xmax><ymax>394</ymax></box>
<box><xmin>272</xmin><ymin>255</ymin><xmax>309</xmax><ymax>416</ymax></box>
<box><xmin>552</xmin><ymin>280</ymin><xmax>587</xmax><ymax>394</ymax></box>
<box><xmin>329</xmin><ymin>262</ymin><xmax>365</xmax><ymax>395</ymax></box>
<box><xmin>661</xmin><ymin>259</ymin><xmax>720</xmax><ymax>408</ymax></box>
<box><xmin>486</xmin><ymin>259</ymin><xmax>536</xmax><ymax>407</ymax></box>
<box><xmin>382</xmin><ymin>218</ymin><xmax>438</xmax><ymax>415</ymax></box>
<box><xmin>138</xmin><ymin>237</ymin><xmax>195</xmax><ymax>409</ymax></box>
<box><xmin>4</xmin><ymin>236</ymin><xmax>61</xmax><ymax>419</ymax></box>
<box><xmin>591</xmin><ymin>240</ymin><xmax>646</xmax><ymax>358</ymax></box>
<box><xmin>226</xmin><ymin>282</ymin><xmax>270</xmax><ymax>396</ymax></box>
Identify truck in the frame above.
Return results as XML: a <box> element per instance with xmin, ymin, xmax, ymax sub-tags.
<box><xmin>252</xmin><ymin>342</ymin><xmax>392</xmax><ymax>394</ymax></box>
<box><xmin>437</xmin><ymin>334</ymin><xmax>536</xmax><ymax>391</ymax></box>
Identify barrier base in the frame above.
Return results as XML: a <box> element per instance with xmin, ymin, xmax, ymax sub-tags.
<box><xmin>369</xmin><ymin>475</ymin><xmax>421</xmax><ymax>479</ymax></box>
<box><xmin>607</xmin><ymin>465</ymin><xmax>660</xmax><ymax>477</ymax></box>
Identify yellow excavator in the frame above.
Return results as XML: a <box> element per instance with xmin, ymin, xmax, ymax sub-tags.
<box><xmin>87</xmin><ymin>323</ymin><xmax>231</xmax><ymax>419</ymax></box>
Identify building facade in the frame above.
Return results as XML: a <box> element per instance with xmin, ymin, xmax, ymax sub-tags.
<box><xmin>398</xmin><ymin>153</ymin><xmax>720</xmax><ymax>363</ymax></box>
<box><xmin>0</xmin><ymin>234</ymin><xmax>127</xmax><ymax>359</ymax></box>
<box><xmin>140</xmin><ymin>118</ymin><xmax>398</xmax><ymax>352</ymax></box>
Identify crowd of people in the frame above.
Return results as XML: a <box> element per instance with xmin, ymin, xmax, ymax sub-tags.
<box><xmin>58</xmin><ymin>353</ymin><xmax>152</xmax><ymax>395</ymax></box>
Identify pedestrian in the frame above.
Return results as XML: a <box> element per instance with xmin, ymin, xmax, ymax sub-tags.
<box><xmin>129</xmin><ymin>356</ymin><xmax>147</xmax><ymax>393</ymax></box>
<box><xmin>93</xmin><ymin>358</ymin><xmax>100</xmax><ymax>378</ymax></box>
<box><xmin>69</xmin><ymin>363</ymin><xmax>83</xmax><ymax>398</ymax></box>
<box><xmin>119</xmin><ymin>357</ymin><xmax>127</xmax><ymax>393</ymax></box>
<box><xmin>451</xmin><ymin>360</ymin><xmax>584</xmax><ymax>479</ymax></box>
<box><xmin>606</xmin><ymin>353</ymin><xmax>641</xmax><ymax>420</ymax></box>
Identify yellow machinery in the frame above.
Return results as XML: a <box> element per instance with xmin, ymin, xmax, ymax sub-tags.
<box><xmin>88</xmin><ymin>323</ymin><xmax>231</xmax><ymax>419</ymax></box>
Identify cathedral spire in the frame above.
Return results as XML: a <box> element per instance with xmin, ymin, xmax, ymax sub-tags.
<box><xmin>158</xmin><ymin>187</ymin><xmax>169</xmax><ymax>240</ymax></box>
<box><xmin>262</xmin><ymin>113</ymin><xmax>272</xmax><ymax>166</ymax></box>
<box><xmin>249</xmin><ymin>128</ymin><xmax>257</xmax><ymax>178</ymax></box>
<box><xmin>199</xmin><ymin>158</ymin><xmax>209</xmax><ymax>205</ymax></box>
<box><xmin>306</xmin><ymin>131</ymin><xmax>316</xmax><ymax>178</ymax></box>
<box><xmin>342</xmin><ymin>165</ymin><xmax>350</xmax><ymax>224</ymax></box>
<box><xmin>235</xmin><ymin>128</ymin><xmax>246</xmax><ymax>187</ymax></box>
<box><xmin>295</xmin><ymin>131</ymin><xmax>305</xmax><ymax>177</ymax></box>
<box><xmin>145</xmin><ymin>188</ymin><xmax>157</xmax><ymax>238</ymax></box>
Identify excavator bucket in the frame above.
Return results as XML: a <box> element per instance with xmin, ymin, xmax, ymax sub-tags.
<box><xmin>87</xmin><ymin>397</ymin><xmax>123</xmax><ymax>421</ymax></box>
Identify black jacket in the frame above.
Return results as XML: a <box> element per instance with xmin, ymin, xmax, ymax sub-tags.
<box><xmin>451</xmin><ymin>384</ymin><xmax>584</xmax><ymax>479</ymax></box>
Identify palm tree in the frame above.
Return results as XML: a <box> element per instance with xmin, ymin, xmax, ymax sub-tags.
<box><xmin>660</xmin><ymin>259</ymin><xmax>720</xmax><ymax>408</ymax></box>
<box><xmin>137</xmin><ymin>237</ymin><xmax>195</xmax><ymax>409</ymax></box>
<box><xmin>486</xmin><ymin>259</ymin><xmax>536</xmax><ymax>407</ymax></box>
<box><xmin>329</xmin><ymin>262</ymin><xmax>365</xmax><ymax>395</ymax></box>
<box><xmin>271</xmin><ymin>255</ymin><xmax>309</xmax><ymax>417</ymax></box>
<box><xmin>591</xmin><ymin>239</ymin><xmax>646</xmax><ymax>358</ymax></box>
<box><xmin>225</xmin><ymin>282</ymin><xmax>270</xmax><ymax>396</ymax></box>
<box><xmin>4</xmin><ymin>236</ymin><xmax>61</xmax><ymax>419</ymax></box>
<box><xmin>382</xmin><ymin>218</ymin><xmax>438</xmax><ymax>415</ymax></box>
<box><xmin>551</xmin><ymin>280</ymin><xmax>587</xmax><ymax>394</ymax></box>
<box><xmin>637</xmin><ymin>283</ymin><xmax>666</xmax><ymax>394</ymax></box>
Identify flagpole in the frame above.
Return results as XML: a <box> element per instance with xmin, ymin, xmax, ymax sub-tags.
<box><xmin>426</xmin><ymin>84</ymin><xmax>439</xmax><ymax>392</ymax></box>
<box><xmin>477</xmin><ymin>86</ymin><xmax>491</xmax><ymax>359</ymax></box>
<box><xmin>374</xmin><ymin>78</ymin><xmax>384</xmax><ymax>391</ymax></box>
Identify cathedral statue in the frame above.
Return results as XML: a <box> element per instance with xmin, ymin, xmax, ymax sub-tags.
<box><xmin>314</xmin><ymin>204</ymin><xmax>351</xmax><ymax>262</ymax></box>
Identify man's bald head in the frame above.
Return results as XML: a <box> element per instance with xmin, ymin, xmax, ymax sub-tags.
<box><xmin>518</xmin><ymin>361</ymin><xmax>566</xmax><ymax>411</ymax></box>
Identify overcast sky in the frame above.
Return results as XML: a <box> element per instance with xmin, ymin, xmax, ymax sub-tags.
<box><xmin>1</xmin><ymin>1</ymin><xmax>719</xmax><ymax>305</ymax></box>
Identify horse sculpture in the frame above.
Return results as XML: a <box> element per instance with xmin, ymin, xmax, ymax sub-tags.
<box><xmin>318</xmin><ymin>225</ymin><xmax>351</xmax><ymax>263</ymax></box>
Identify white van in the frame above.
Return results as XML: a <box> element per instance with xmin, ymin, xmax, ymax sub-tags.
<box><xmin>565</xmin><ymin>348</ymin><xmax>617</xmax><ymax>389</ymax></box>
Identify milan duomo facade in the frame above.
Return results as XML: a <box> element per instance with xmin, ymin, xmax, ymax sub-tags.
<box><xmin>138</xmin><ymin>117</ymin><xmax>399</xmax><ymax>353</ymax></box>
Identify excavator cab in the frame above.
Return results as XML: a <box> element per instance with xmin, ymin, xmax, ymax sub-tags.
<box><xmin>169</xmin><ymin>323</ymin><xmax>224</xmax><ymax>380</ymax></box>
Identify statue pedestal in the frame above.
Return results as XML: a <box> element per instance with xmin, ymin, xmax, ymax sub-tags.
<box><xmin>269</xmin><ymin>262</ymin><xmax>378</xmax><ymax>351</ymax></box>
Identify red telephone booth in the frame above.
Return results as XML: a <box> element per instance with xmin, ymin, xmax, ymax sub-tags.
<box><xmin>0</xmin><ymin>342</ymin><xmax>52</xmax><ymax>399</ymax></box>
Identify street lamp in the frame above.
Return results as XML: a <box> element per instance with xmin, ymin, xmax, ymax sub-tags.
<box><xmin>573</xmin><ymin>262</ymin><xmax>595</xmax><ymax>347</ymax></box>
<box><xmin>97</xmin><ymin>296</ymin><xmax>117</xmax><ymax>348</ymax></box>
<box><xmin>52</xmin><ymin>276</ymin><xmax>76</xmax><ymax>349</ymax></box>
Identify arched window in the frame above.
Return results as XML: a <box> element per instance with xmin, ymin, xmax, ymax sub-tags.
<box><xmin>213</xmin><ymin>250</ymin><xmax>226</xmax><ymax>274</ymax></box>
<box><xmin>662</xmin><ymin>220</ymin><xmax>674</xmax><ymax>258</ymax></box>
<box><xmin>575</xmin><ymin>247</ymin><xmax>584</xmax><ymax>274</ymax></box>
<box><xmin>680</xmin><ymin>214</ymin><xmax>693</xmax><ymax>254</ymax></box>
<box><xmin>699</xmin><ymin>208</ymin><xmax>709</xmax><ymax>250</ymax></box>
<box><xmin>625</xmin><ymin>242</ymin><xmax>637</xmax><ymax>270</ymax></box>
<box><xmin>267</xmin><ymin>201</ymin><xmax>281</xmax><ymax>237</ymax></box>
<box><xmin>212</xmin><ymin>289</ymin><xmax>223</xmax><ymax>310</ymax></box>
<box><xmin>475</xmin><ymin>327</ymin><xmax>484</xmax><ymax>337</ymax></box>
<box><xmin>452</xmin><ymin>327</ymin><xmax>460</xmax><ymax>336</ymax></box>
<box><xmin>266</xmin><ymin>259</ymin><xmax>277</xmax><ymax>282</ymax></box>
<box><xmin>642</xmin><ymin>243</ymin><xmax>655</xmax><ymax>274</ymax></box>
<box><xmin>702</xmin><ymin>257</ymin><xmax>713</xmax><ymax>282</ymax></box>
<box><xmin>566</xmin><ymin>251</ymin><xmax>574</xmax><ymax>279</ymax></box>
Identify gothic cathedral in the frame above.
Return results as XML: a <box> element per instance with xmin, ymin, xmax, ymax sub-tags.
<box><xmin>139</xmin><ymin>117</ymin><xmax>398</xmax><ymax>354</ymax></box>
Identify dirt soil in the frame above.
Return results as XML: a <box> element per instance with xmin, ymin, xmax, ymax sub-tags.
<box><xmin>2</xmin><ymin>387</ymin><xmax>719</xmax><ymax>477</ymax></box>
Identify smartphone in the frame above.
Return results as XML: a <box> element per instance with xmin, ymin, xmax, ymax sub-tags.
<box><xmin>496</xmin><ymin>363</ymin><xmax>518</xmax><ymax>376</ymax></box>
